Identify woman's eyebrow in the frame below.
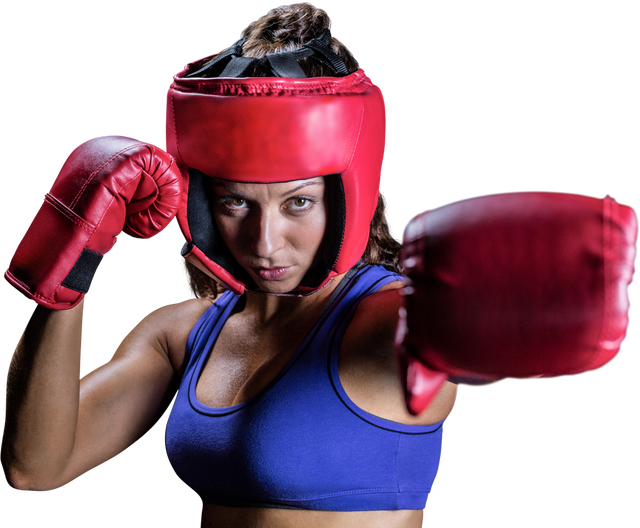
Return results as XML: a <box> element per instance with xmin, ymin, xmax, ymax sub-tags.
<box><xmin>281</xmin><ymin>181</ymin><xmax>323</xmax><ymax>197</ymax></box>
<box><xmin>212</xmin><ymin>182</ymin><xmax>250</xmax><ymax>200</ymax></box>
<box><xmin>213</xmin><ymin>181</ymin><xmax>322</xmax><ymax>200</ymax></box>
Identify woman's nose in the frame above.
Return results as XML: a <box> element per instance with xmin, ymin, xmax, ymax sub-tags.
<box><xmin>250</xmin><ymin>210</ymin><xmax>285</xmax><ymax>259</ymax></box>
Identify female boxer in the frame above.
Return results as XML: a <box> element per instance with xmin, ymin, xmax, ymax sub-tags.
<box><xmin>3</xmin><ymin>4</ymin><xmax>636</xmax><ymax>528</ymax></box>
<box><xmin>2</xmin><ymin>4</ymin><xmax>457</xmax><ymax>528</ymax></box>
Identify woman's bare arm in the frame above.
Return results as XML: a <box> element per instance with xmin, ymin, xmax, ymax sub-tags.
<box><xmin>1</xmin><ymin>298</ymin><xmax>209</xmax><ymax>490</ymax></box>
<box><xmin>2</xmin><ymin>302</ymin><xmax>85</xmax><ymax>488</ymax></box>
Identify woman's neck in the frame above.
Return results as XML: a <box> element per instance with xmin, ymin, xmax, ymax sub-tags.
<box><xmin>241</xmin><ymin>274</ymin><xmax>345</xmax><ymax>327</ymax></box>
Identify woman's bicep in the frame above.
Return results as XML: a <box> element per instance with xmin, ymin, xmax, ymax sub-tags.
<box><xmin>60</xmin><ymin>300</ymin><xmax>207</xmax><ymax>485</ymax></box>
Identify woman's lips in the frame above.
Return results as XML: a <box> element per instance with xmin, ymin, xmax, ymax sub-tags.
<box><xmin>253</xmin><ymin>267</ymin><xmax>292</xmax><ymax>281</ymax></box>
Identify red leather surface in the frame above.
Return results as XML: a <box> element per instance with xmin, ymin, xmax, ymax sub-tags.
<box><xmin>6</xmin><ymin>136</ymin><xmax>181</xmax><ymax>309</ymax></box>
<box><xmin>167</xmin><ymin>68</ymin><xmax>384</xmax><ymax>292</ymax></box>
<box><xmin>397</xmin><ymin>192</ymin><xmax>637</xmax><ymax>412</ymax></box>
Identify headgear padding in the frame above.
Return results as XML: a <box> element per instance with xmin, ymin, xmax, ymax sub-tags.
<box><xmin>167</xmin><ymin>62</ymin><xmax>385</xmax><ymax>295</ymax></box>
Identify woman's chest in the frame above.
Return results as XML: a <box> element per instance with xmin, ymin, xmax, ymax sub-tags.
<box><xmin>196</xmin><ymin>302</ymin><xmax>404</xmax><ymax>418</ymax></box>
<box><xmin>194</xmin><ymin>314</ymin><xmax>314</xmax><ymax>408</ymax></box>
<box><xmin>190</xmin><ymin>289</ymin><xmax>442</xmax><ymax>423</ymax></box>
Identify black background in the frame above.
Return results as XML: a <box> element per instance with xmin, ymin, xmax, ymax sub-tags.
<box><xmin>0</xmin><ymin>2</ymin><xmax>640</xmax><ymax>527</ymax></box>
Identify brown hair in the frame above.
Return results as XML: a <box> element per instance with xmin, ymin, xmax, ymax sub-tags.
<box><xmin>362</xmin><ymin>195</ymin><xmax>403</xmax><ymax>275</ymax></box>
<box><xmin>186</xmin><ymin>3</ymin><xmax>402</xmax><ymax>298</ymax></box>
<box><xmin>196</xmin><ymin>0</ymin><xmax>361</xmax><ymax>77</ymax></box>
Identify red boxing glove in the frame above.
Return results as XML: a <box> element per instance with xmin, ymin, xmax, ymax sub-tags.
<box><xmin>396</xmin><ymin>193</ymin><xmax>637</xmax><ymax>414</ymax></box>
<box><xmin>5</xmin><ymin>136</ymin><xmax>181</xmax><ymax>309</ymax></box>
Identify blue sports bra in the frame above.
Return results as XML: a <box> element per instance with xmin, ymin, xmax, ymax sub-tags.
<box><xmin>165</xmin><ymin>264</ymin><xmax>444</xmax><ymax>511</ymax></box>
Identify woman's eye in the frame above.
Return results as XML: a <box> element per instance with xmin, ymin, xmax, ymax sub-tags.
<box><xmin>218</xmin><ymin>195</ymin><xmax>314</xmax><ymax>214</ymax></box>
<box><xmin>288</xmin><ymin>197</ymin><xmax>311</xmax><ymax>210</ymax></box>
<box><xmin>224</xmin><ymin>197</ymin><xmax>246</xmax><ymax>209</ymax></box>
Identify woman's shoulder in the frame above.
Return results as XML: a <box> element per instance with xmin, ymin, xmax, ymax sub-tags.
<box><xmin>353</xmin><ymin>278</ymin><xmax>405</xmax><ymax>330</ymax></box>
<box><xmin>340</xmin><ymin>278</ymin><xmax>457</xmax><ymax>425</ymax></box>
<box><xmin>145</xmin><ymin>297</ymin><xmax>214</xmax><ymax>328</ymax></box>
<box><xmin>138</xmin><ymin>297</ymin><xmax>215</xmax><ymax>373</ymax></box>
<box><xmin>375</xmin><ymin>279</ymin><xmax>405</xmax><ymax>294</ymax></box>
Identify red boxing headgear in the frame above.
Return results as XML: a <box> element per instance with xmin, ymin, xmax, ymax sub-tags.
<box><xmin>167</xmin><ymin>44</ymin><xmax>385</xmax><ymax>295</ymax></box>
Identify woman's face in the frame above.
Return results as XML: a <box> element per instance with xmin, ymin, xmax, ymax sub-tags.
<box><xmin>212</xmin><ymin>177</ymin><xmax>327</xmax><ymax>294</ymax></box>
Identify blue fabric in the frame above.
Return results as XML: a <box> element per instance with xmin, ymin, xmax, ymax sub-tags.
<box><xmin>165</xmin><ymin>264</ymin><xmax>444</xmax><ymax>511</ymax></box>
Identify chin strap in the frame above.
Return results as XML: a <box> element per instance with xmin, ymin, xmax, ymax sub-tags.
<box><xmin>186</xmin><ymin>29</ymin><xmax>348</xmax><ymax>79</ymax></box>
